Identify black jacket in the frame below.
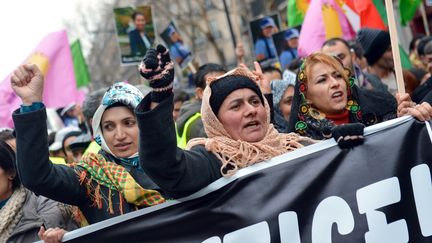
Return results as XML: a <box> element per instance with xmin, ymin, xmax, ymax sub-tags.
<box><xmin>13</xmin><ymin>108</ymin><xmax>160</xmax><ymax>224</ymax></box>
<box><xmin>136</xmin><ymin>95</ymin><xmax>222</xmax><ymax>199</ymax></box>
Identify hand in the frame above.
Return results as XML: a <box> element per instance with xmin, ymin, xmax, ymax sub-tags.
<box><xmin>235</xmin><ymin>42</ymin><xmax>245</xmax><ymax>63</ymax></box>
<box><xmin>10</xmin><ymin>63</ymin><xmax>44</xmax><ymax>105</ymax></box>
<box><xmin>331</xmin><ymin>123</ymin><xmax>365</xmax><ymax>149</ymax></box>
<box><xmin>138</xmin><ymin>45</ymin><xmax>174</xmax><ymax>102</ymax></box>
<box><xmin>396</xmin><ymin>93</ymin><xmax>416</xmax><ymax>117</ymax></box>
<box><xmin>74</xmin><ymin>104</ymin><xmax>85</xmax><ymax>123</ymax></box>
<box><xmin>407</xmin><ymin>102</ymin><xmax>432</xmax><ymax>121</ymax></box>
<box><xmin>250</xmin><ymin>61</ymin><xmax>271</xmax><ymax>94</ymax></box>
<box><xmin>38</xmin><ymin>226</ymin><xmax>67</xmax><ymax>243</ymax></box>
<box><xmin>397</xmin><ymin>93</ymin><xmax>432</xmax><ymax>121</ymax></box>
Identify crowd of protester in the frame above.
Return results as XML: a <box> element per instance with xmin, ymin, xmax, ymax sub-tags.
<box><xmin>2</xmin><ymin>24</ymin><xmax>432</xmax><ymax>243</ymax></box>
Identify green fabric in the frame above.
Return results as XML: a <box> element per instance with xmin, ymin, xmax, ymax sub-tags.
<box><xmin>71</xmin><ymin>40</ymin><xmax>91</xmax><ymax>88</ymax></box>
<box><xmin>399</xmin><ymin>0</ymin><xmax>421</xmax><ymax>26</ymax></box>
<box><xmin>287</xmin><ymin>0</ymin><xmax>306</xmax><ymax>27</ymax></box>
<box><xmin>73</xmin><ymin>153</ymin><xmax>165</xmax><ymax>207</ymax></box>
<box><xmin>372</xmin><ymin>0</ymin><xmax>388</xmax><ymax>25</ymax></box>
<box><xmin>399</xmin><ymin>45</ymin><xmax>413</xmax><ymax>69</ymax></box>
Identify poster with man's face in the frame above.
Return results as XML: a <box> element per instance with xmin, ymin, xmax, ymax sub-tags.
<box><xmin>249</xmin><ymin>14</ymin><xmax>280</xmax><ymax>67</ymax></box>
<box><xmin>272</xmin><ymin>28</ymin><xmax>300</xmax><ymax>70</ymax></box>
<box><xmin>113</xmin><ymin>5</ymin><xmax>155</xmax><ymax>65</ymax></box>
<box><xmin>160</xmin><ymin>22</ymin><xmax>193</xmax><ymax>70</ymax></box>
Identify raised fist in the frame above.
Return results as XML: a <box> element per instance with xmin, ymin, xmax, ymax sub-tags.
<box><xmin>139</xmin><ymin>45</ymin><xmax>174</xmax><ymax>87</ymax></box>
<box><xmin>10</xmin><ymin>64</ymin><xmax>44</xmax><ymax>105</ymax></box>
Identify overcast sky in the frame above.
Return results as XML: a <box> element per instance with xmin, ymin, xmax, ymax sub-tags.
<box><xmin>0</xmin><ymin>0</ymin><xmax>79</xmax><ymax>80</ymax></box>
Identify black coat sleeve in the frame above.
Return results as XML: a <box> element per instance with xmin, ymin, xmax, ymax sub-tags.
<box><xmin>135</xmin><ymin>94</ymin><xmax>222</xmax><ymax>199</ymax></box>
<box><xmin>12</xmin><ymin>108</ymin><xmax>86</xmax><ymax>206</ymax></box>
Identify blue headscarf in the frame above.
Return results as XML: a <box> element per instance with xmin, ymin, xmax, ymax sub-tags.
<box><xmin>91</xmin><ymin>82</ymin><xmax>143</xmax><ymax>167</ymax></box>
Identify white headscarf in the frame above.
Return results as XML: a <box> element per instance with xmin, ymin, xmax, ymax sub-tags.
<box><xmin>91</xmin><ymin>82</ymin><xmax>143</xmax><ymax>158</ymax></box>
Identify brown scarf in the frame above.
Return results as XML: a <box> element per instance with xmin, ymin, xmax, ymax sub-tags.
<box><xmin>187</xmin><ymin>67</ymin><xmax>312</xmax><ymax>176</ymax></box>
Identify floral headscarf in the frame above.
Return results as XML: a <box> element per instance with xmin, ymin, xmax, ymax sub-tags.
<box><xmin>92</xmin><ymin>82</ymin><xmax>144</xmax><ymax>162</ymax></box>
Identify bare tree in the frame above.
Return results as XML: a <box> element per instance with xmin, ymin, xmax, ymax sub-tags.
<box><xmin>64</xmin><ymin>0</ymin><xmax>280</xmax><ymax>90</ymax></box>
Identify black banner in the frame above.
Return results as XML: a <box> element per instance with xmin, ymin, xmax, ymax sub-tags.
<box><xmin>63</xmin><ymin>118</ymin><xmax>432</xmax><ymax>243</ymax></box>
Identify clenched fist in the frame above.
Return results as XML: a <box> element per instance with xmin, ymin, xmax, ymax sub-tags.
<box><xmin>10</xmin><ymin>63</ymin><xmax>44</xmax><ymax>105</ymax></box>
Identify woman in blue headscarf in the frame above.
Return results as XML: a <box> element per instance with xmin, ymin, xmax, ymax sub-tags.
<box><xmin>10</xmin><ymin>65</ymin><xmax>165</xmax><ymax>225</ymax></box>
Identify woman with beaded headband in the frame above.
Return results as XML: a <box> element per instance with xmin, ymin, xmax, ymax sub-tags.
<box><xmin>287</xmin><ymin>52</ymin><xmax>399</xmax><ymax>140</ymax></box>
<box><xmin>136</xmin><ymin>45</ymin><xmax>313</xmax><ymax>199</ymax></box>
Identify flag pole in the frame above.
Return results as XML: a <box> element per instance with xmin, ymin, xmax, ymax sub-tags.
<box><xmin>384</xmin><ymin>0</ymin><xmax>405</xmax><ymax>94</ymax></box>
<box><xmin>419</xmin><ymin>2</ymin><xmax>430</xmax><ymax>36</ymax></box>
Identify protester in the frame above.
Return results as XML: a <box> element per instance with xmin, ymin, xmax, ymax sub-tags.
<box><xmin>270</xmin><ymin>70</ymin><xmax>296</xmax><ymax>133</ymax></box>
<box><xmin>137</xmin><ymin>45</ymin><xmax>312</xmax><ymax>198</ymax></box>
<box><xmin>0</xmin><ymin>141</ymin><xmax>78</xmax><ymax>242</ymax></box>
<box><xmin>413</xmin><ymin>41</ymin><xmax>432</xmax><ymax>103</ymax></box>
<box><xmin>409</xmin><ymin>34</ymin><xmax>426</xmax><ymax>70</ymax></box>
<box><xmin>416</xmin><ymin>36</ymin><xmax>432</xmax><ymax>71</ymax></box>
<box><xmin>279</xmin><ymin>28</ymin><xmax>299</xmax><ymax>70</ymax></box>
<box><xmin>348</xmin><ymin>39</ymin><xmax>368</xmax><ymax>71</ymax></box>
<box><xmin>262</xmin><ymin>66</ymin><xmax>282</xmax><ymax>83</ymax></box>
<box><xmin>0</xmin><ymin>128</ymin><xmax>16</xmax><ymax>151</ymax></box>
<box><xmin>80</xmin><ymin>88</ymin><xmax>106</xmax><ymax>155</ymax></box>
<box><xmin>176</xmin><ymin>63</ymin><xmax>227</xmax><ymax>148</ymax></box>
<box><xmin>173</xmin><ymin>90</ymin><xmax>190</xmax><ymax>121</ymax></box>
<box><xmin>322</xmin><ymin>37</ymin><xmax>388</xmax><ymax>93</ymax></box>
<box><xmin>254</xmin><ymin>17</ymin><xmax>278</xmax><ymax>62</ymax></box>
<box><xmin>128</xmin><ymin>11</ymin><xmax>153</xmax><ymax>56</ymax></box>
<box><xmin>288</xmin><ymin>53</ymin><xmax>432</xmax><ymax>141</ymax></box>
<box><xmin>67</xmin><ymin>133</ymin><xmax>92</xmax><ymax>162</ymax></box>
<box><xmin>357</xmin><ymin>28</ymin><xmax>397</xmax><ymax>95</ymax></box>
<box><xmin>48</xmin><ymin>126</ymin><xmax>81</xmax><ymax>164</ymax></box>
<box><xmin>10</xmin><ymin>65</ymin><xmax>165</xmax><ymax>224</ymax></box>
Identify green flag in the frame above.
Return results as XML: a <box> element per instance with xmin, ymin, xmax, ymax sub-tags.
<box><xmin>399</xmin><ymin>45</ymin><xmax>412</xmax><ymax>69</ymax></box>
<box><xmin>287</xmin><ymin>0</ymin><xmax>309</xmax><ymax>28</ymax></box>
<box><xmin>399</xmin><ymin>0</ymin><xmax>421</xmax><ymax>26</ymax></box>
<box><xmin>71</xmin><ymin>40</ymin><xmax>91</xmax><ymax>88</ymax></box>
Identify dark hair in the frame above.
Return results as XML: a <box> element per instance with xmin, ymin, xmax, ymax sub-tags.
<box><xmin>62</xmin><ymin>131</ymin><xmax>83</xmax><ymax>155</ymax></box>
<box><xmin>48</xmin><ymin>131</ymin><xmax>56</xmax><ymax>146</ymax></box>
<box><xmin>348</xmin><ymin>39</ymin><xmax>365</xmax><ymax>58</ymax></box>
<box><xmin>262</xmin><ymin>66</ymin><xmax>282</xmax><ymax>77</ymax></box>
<box><xmin>0</xmin><ymin>129</ymin><xmax>14</xmax><ymax>143</ymax></box>
<box><xmin>287</xmin><ymin>58</ymin><xmax>303</xmax><ymax>72</ymax></box>
<box><xmin>131</xmin><ymin>12</ymin><xmax>145</xmax><ymax>21</ymax></box>
<box><xmin>0</xmin><ymin>141</ymin><xmax>20</xmax><ymax>189</ymax></box>
<box><xmin>322</xmin><ymin>37</ymin><xmax>351</xmax><ymax>51</ymax></box>
<box><xmin>173</xmin><ymin>90</ymin><xmax>190</xmax><ymax>103</ymax></box>
<box><xmin>417</xmin><ymin>36</ymin><xmax>432</xmax><ymax>56</ymax></box>
<box><xmin>409</xmin><ymin>34</ymin><xmax>425</xmax><ymax>53</ymax></box>
<box><xmin>403</xmin><ymin>69</ymin><xmax>420</xmax><ymax>96</ymax></box>
<box><xmin>194</xmin><ymin>63</ymin><xmax>227</xmax><ymax>89</ymax></box>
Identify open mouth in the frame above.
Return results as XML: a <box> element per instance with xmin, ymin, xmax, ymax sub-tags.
<box><xmin>332</xmin><ymin>91</ymin><xmax>343</xmax><ymax>99</ymax></box>
<box><xmin>115</xmin><ymin>142</ymin><xmax>131</xmax><ymax>150</ymax></box>
<box><xmin>244</xmin><ymin>121</ymin><xmax>261</xmax><ymax>129</ymax></box>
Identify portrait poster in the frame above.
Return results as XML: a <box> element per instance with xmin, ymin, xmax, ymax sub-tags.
<box><xmin>248</xmin><ymin>14</ymin><xmax>281</xmax><ymax>67</ymax></box>
<box><xmin>160</xmin><ymin>21</ymin><xmax>193</xmax><ymax>69</ymax></box>
<box><xmin>113</xmin><ymin>5</ymin><xmax>155</xmax><ymax>65</ymax></box>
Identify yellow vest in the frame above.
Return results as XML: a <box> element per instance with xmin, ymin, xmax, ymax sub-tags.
<box><xmin>176</xmin><ymin>112</ymin><xmax>202</xmax><ymax>149</ymax></box>
<box><xmin>50</xmin><ymin>157</ymin><xmax>67</xmax><ymax>165</ymax></box>
<box><xmin>83</xmin><ymin>140</ymin><xmax>101</xmax><ymax>156</ymax></box>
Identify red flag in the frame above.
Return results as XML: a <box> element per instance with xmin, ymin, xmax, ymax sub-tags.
<box><xmin>351</xmin><ymin>0</ymin><xmax>386</xmax><ymax>30</ymax></box>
